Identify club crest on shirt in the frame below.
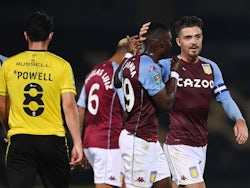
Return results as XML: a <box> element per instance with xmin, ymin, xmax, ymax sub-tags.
<box><xmin>189</xmin><ymin>166</ymin><xmax>199</xmax><ymax>178</ymax></box>
<box><xmin>202</xmin><ymin>64</ymin><xmax>212</xmax><ymax>74</ymax></box>
<box><xmin>150</xmin><ymin>171</ymin><xmax>157</xmax><ymax>182</ymax></box>
<box><xmin>153</xmin><ymin>73</ymin><xmax>162</xmax><ymax>87</ymax></box>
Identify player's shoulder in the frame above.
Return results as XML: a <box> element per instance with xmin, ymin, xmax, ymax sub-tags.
<box><xmin>198</xmin><ymin>56</ymin><xmax>221</xmax><ymax>72</ymax></box>
<box><xmin>139</xmin><ymin>55</ymin><xmax>162</xmax><ymax>74</ymax></box>
<box><xmin>1</xmin><ymin>51</ymin><xmax>24</xmax><ymax>65</ymax></box>
<box><xmin>159</xmin><ymin>58</ymin><xmax>171</xmax><ymax>67</ymax></box>
<box><xmin>140</xmin><ymin>55</ymin><xmax>161</xmax><ymax>69</ymax></box>
<box><xmin>140</xmin><ymin>55</ymin><xmax>154</xmax><ymax>64</ymax></box>
<box><xmin>198</xmin><ymin>56</ymin><xmax>217</xmax><ymax>66</ymax></box>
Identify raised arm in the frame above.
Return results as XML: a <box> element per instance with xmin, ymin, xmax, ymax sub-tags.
<box><xmin>114</xmin><ymin>35</ymin><xmax>141</xmax><ymax>89</ymax></box>
<box><xmin>152</xmin><ymin>57</ymin><xmax>182</xmax><ymax>111</ymax></box>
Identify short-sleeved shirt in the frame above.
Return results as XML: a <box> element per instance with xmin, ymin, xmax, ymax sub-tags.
<box><xmin>120</xmin><ymin>55</ymin><xmax>165</xmax><ymax>142</ymax></box>
<box><xmin>77</xmin><ymin>61</ymin><xmax>125</xmax><ymax>149</ymax></box>
<box><xmin>0</xmin><ymin>51</ymin><xmax>76</xmax><ymax>138</ymax></box>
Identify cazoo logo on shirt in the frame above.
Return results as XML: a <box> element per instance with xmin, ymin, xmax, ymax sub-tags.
<box><xmin>177</xmin><ymin>78</ymin><xmax>214</xmax><ymax>88</ymax></box>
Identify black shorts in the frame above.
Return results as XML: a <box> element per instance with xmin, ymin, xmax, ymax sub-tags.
<box><xmin>6</xmin><ymin>134</ymin><xmax>70</xmax><ymax>188</ymax></box>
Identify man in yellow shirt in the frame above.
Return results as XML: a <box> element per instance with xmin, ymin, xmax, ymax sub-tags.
<box><xmin>0</xmin><ymin>11</ymin><xmax>82</xmax><ymax>188</ymax></box>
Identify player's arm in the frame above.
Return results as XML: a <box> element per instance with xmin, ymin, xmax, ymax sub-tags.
<box><xmin>76</xmin><ymin>85</ymin><xmax>90</xmax><ymax>169</ymax></box>
<box><xmin>127</xmin><ymin>35</ymin><xmax>143</xmax><ymax>55</ymax></box>
<box><xmin>62</xmin><ymin>92</ymin><xmax>83</xmax><ymax>166</ymax></box>
<box><xmin>114</xmin><ymin>61</ymin><xmax>124</xmax><ymax>88</ymax></box>
<box><xmin>221</xmin><ymin>98</ymin><xmax>248</xmax><ymax>144</ymax></box>
<box><xmin>112</xmin><ymin>62</ymin><xmax>125</xmax><ymax>111</ymax></box>
<box><xmin>139</xmin><ymin>22</ymin><xmax>151</xmax><ymax>42</ymax></box>
<box><xmin>141</xmin><ymin>57</ymin><xmax>182</xmax><ymax>112</ymax></box>
<box><xmin>114</xmin><ymin>35</ymin><xmax>142</xmax><ymax>88</ymax></box>
<box><xmin>139</xmin><ymin>22</ymin><xmax>183</xmax><ymax>100</ymax></box>
<box><xmin>152</xmin><ymin>87</ymin><xmax>175</xmax><ymax>111</ymax></box>
<box><xmin>113</xmin><ymin>52</ymin><xmax>134</xmax><ymax>88</ymax></box>
<box><xmin>212</xmin><ymin>62</ymin><xmax>248</xmax><ymax>144</ymax></box>
<box><xmin>152</xmin><ymin>57</ymin><xmax>182</xmax><ymax>111</ymax></box>
<box><xmin>165</xmin><ymin>56</ymin><xmax>182</xmax><ymax>95</ymax></box>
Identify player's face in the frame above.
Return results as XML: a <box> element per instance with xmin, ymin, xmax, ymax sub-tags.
<box><xmin>160</xmin><ymin>31</ymin><xmax>172</xmax><ymax>59</ymax></box>
<box><xmin>176</xmin><ymin>26</ymin><xmax>203</xmax><ymax>62</ymax></box>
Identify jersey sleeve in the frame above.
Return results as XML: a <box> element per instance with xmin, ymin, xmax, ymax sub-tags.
<box><xmin>0</xmin><ymin>62</ymin><xmax>8</xmax><ymax>96</ymax></box>
<box><xmin>211</xmin><ymin>62</ymin><xmax>231</xmax><ymax>102</ymax></box>
<box><xmin>205</xmin><ymin>57</ymin><xmax>244</xmax><ymax>121</ymax></box>
<box><xmin>201</xmin><ymin>57</ymin><xmax>231</xmax><ymax>102</ymax></box>
<box><xmin>221</xmin><ymin>98</ymin><xmax>244</xmax><ymax>121</ymax></box>
<box><xmin>60</xmin><ymin>62</ymin><xmax>77</xmax><ymax>95</ymax></box>
<box><xmin>138</xmin><ymin>56</ymin><xmax>165</xmax><ymax>96</ymax></box>
<box><xmin>77</xmin><ymin>85</ymin><xmax>86</xmax><ymax>108</ymax></box>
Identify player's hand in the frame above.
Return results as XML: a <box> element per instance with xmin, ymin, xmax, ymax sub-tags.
<box><xmin>80</xmin><ymin>152</ymin><xmax>90</xmax><ymax>170</ymax></box>
<box><xmin>233</xmin><ymin>119</ymin><xmax>248</xmax><ymax>144</ymax></box>
<box><xmin>171</xmin><ymin>56</ymin><xmax>183</xmax><ymax>74</ymax></box>
<box><xmin>127</xmin><ymin>35</ymin><xmax>142</xmax><ymax>55</ymax></box>
<box><xmin>69</xmin><ymin>143</ymin><xmax>83</xmax><ymax>169</ymax></box>
<box><xmin>139</xmin><ymin>22</ymin><xmax>150</xmax><ymax>42</ymax></box>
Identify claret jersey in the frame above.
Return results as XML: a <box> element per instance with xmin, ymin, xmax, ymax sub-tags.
<box><xmin>0</xmin><ymin>51</ymin><xmax>76</xmax><ymax>138</ymax></box>
<box><xmin>160</xmin><ymin>56</ymin><xmax>229</xmax><ymax>146</ymax></box>
<box><xmin>77</xmin><ymin>61</ymin><xmax>124</xmax><ymax>149</ymax></box>
<box><xmin>120</xmin><ymin>55</ymin><xmax>165</xmax><ymax>142</ymax></box>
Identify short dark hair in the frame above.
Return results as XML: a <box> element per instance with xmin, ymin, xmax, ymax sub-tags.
<box><xmin>145</xmin><ymin>22</ymin><xmax>170</xmax><ymax>41</ymax></box>
<box><xmin>174</xmin><ymin>16</ymin><xmax>203</xmax><ymax>37</ymax></box>
<box><xmin>25</xmin><ymin>10</ymin><xmax>54</xmax><ymax>41</ymax></box>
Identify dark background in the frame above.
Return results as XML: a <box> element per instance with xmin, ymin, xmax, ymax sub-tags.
<box><xmin>0</xmin><ymin>0</ymin><xmax>250</xmax><ymax>187</ymax></box>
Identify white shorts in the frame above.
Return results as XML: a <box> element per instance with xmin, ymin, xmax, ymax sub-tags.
<box><xmin>119</xmin><ymin>129</ymin><xmax>171</xmax><ymax>188</ymax></box>
<box><xmin>163</xmin><ymin>144</ymin><xmax>207</xmax><ymax>185</ymax></box>
<box><xmin>84</xmin><ymin>147</ymin><xmax>122</xmax><ymax>187</ymax></box>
